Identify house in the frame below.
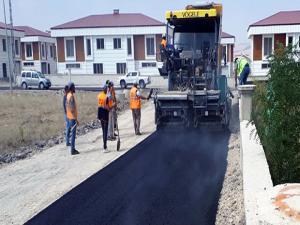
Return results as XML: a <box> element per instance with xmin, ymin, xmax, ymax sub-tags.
<box><xmin>15</xmin><ymin>26</ymin><xmax>57</xmax><ymax>74</ymax></box>
<box><xmin>51</xmin><ymin>10</ymin><xmax>165</xmax><ymax>75</ymax></box>
<box><xmin>221</xmin><ymin>31</ymin><xmax>235</xmax><ymax>76</ymax></box>
<box><xmin>248</xmin><ymin>10</ymin><xmax>300</xmax><ymax>77</ymax></box>
<box><xmin>0</xmin><ymin>22</ymin><xmax>24</xmax><ymax>79</ymax></box>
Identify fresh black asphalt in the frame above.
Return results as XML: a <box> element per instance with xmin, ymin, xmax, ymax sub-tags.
<box><xmin>25</xmin><ymin>129</ymin><xmax>230</xmax><ymax>225</ymax></box>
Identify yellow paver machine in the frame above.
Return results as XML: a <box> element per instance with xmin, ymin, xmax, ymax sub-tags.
<box><xmin>155</xmin><ymin>3</ymin><xmax>232</xmax><ymax>129</ymax></box>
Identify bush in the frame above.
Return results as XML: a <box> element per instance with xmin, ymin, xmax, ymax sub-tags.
<box><xmin>252</xmin><ymin>45</ymin><xmax>300</xmax><ymax>185</ymax></box>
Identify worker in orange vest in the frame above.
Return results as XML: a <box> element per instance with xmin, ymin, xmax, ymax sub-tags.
<box><xmin>161</xmin><ymin>35</ymin><xmax>167</xmax><ymax>49</ymax></box>
<box><xmin>98</xmin><ymin>84</ymin><xmax>111</xmax><ymax>152</ymax></box>
<box><xmin>66</xmin><ymin>82</ymin><xmax>79</xmax><ymax>155</ymax></box>
<box><xmin>130</xmin><ymin>81</ymin><xmax>149</xmax><ymax>135</ymax></box>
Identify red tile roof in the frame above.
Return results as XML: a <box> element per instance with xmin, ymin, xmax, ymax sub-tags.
<box><xmin>51</xmin><ymin>13</ymin><xmax>164</xmax><ymax>30</ymax></box>
<box><xmin>0</xmin><ymin>21</ymin><xmax>24</xmax><ymax>32</ymax></box>
<box><xmin>221</xmin><ymin>31</ymin><xmax>235</xmax><ymax>38</ymax></box>
<box><xmin>14</xmin><ymin>26</ymin><xmax>51</xmax><ymax>37</ymax></box>
<box><xmin>249</xmin><ymin>10</ymin><xmax>300</xmax><ymax>28</ymax></box>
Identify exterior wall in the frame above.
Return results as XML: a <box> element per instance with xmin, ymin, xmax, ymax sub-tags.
<box><xmin>56</xmin><ymin>33</ymin><xmax>162</xmax><ymax>75</ymax></box>
<box><xmin>21</xmin><ymin>39</ymin><xmax>57</xmax><ymax>74</ymax></box>
<box><xmin>0</xmin><ymin>34</ymin><xmax>23</xmax><ymax>79</ymax></box>
<box><xmin>250</xmin><ymin>32</ymin><xmax>298</xmax><ymax>77</ymax></box>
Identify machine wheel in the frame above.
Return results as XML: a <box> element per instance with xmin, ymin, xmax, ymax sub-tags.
<box><xmin>139</xmin><ymin>80</ymin><xmax>145</xmax><ymax>89</ymax></box>
<box><xmin>120</xmin><ymin>80</ymin><xmax>126</xmax><ymax>89</ymax></box>
<box><xmin>39</xmin><ymin>83</ymin><xmax>45</xmax><ymax>90</ymax></box>
<box><xmin>22</xmin><ymin>82</ymin><xmax>28</xmax><ymax>90</ymax></box>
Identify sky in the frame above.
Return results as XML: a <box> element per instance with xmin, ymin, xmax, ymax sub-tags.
<box><xmin>1</xmin><ymin>0</ymin><xmax>300</xmax><ymax>44</ymax></box>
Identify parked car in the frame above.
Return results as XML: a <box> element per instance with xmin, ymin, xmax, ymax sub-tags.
<box><xmin>19</xmin><ymin>70</ymin><xmax>51</xmax><ymax>90</ymax></box>
<box><xmin>118</xmin><ymin>71</ymin><xmax>151</xmax><ymax>89</ymax></box>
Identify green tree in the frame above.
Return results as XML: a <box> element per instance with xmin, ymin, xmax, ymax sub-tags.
<box><xmin>252</xmin><ymin>45</ymin><xmax>300</xmax><ymax>184</ymax></box>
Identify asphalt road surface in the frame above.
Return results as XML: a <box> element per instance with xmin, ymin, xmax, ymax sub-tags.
<box><xmin>25</xmin><ymin>129</ymin><xmax>230</xmax><ymax>225</ymax></box>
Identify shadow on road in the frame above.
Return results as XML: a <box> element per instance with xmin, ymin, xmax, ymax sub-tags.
<box><xmin>26</xmin><ymin>129</ymin><xmax>230</xmax><ymax>225</ymax></box>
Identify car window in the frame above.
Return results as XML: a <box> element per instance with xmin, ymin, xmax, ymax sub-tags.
<box><xmin>127</xmin><ymin>73</ymin><xmax>131</xmax><ymax>77</ymax></box>
<box><xmin>21</xmin><ymin>72</ymin><xmax>26</xmax><ymax>78</ymax></box>
<box><xmin>32</xmin><ymin>73</ymin><xmax>39</xmax><ymax>79</ymax></box>
<box><xmin>26</xmin><ymin>72</ymin><xmax>31</xmax><ymax>78</ymax></box>
<box><xmin>132</xmin><ymin>72</ymin><xmax>137</xmax><ymax>76</ymax></box>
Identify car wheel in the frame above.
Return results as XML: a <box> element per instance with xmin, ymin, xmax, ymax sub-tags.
<box><xmin>120</xmin><ymin>80</ymin><xmax>126</xmax><ymax>89</ymax></box>
<box><xmin>22</xmin><ymin>82</ymin><xmax>27</xmax><ymax>90</ymax></box>
<box><xmin>139</xmin><ymin>80</ymin><xmax>145</xmax><ymax>89</ymax></box>
<box><xmin>39</xmin><ymin>83</ymin><xmax>45</xmax><ymax>90</ymax></box>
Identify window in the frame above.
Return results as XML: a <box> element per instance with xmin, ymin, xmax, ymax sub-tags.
<box><xmin>263</xmin><ymin>37</ymin><xmax>272</xmax><ymax>57</ymax></box>
<box><xmin>26</xmin><ymin>43</ymin><xmax>32</xmax><ymax>58</ymax></box>
<box><xmin>15</xmin><ymin>40</ymin><xmax>19</xmax><ymax>55</ymax></box>
<box><xmin>26</xmin><ymin>72</ymin><xmax>31</xmax><ymax>78</ymax></box>
<box><xmin>113</xmin><ymin>38</ymin><xmax>121</xmax><ymax>49</ymax></box>
<box><xmin>127</xmin><ymin>38</ymin><xmax>132</xmax><ymax>55</ymax></box>
<box><xmin>66</xmin><ymin>39</ymin><xmax>75</xmax><ymax>58</ymax></box>
<box><xmin>96</xmin><ymin>38</ymin><xmax>104</xmax><ymax>49</ymax></box>
<box><xmin>288</xmin><ymin>36</ymin><xmax>293</xmax><ymax>46</ymax></box>
<box><xmin>146</xmin><ymin>37</ymin><xmax>155</xmax><ymax>56</ymax></box>
<box><xmin>32</xmin><ymin>73</ymin><xmax>39</xmax><ymax>79</ymax></box>
<box><xmin>2</xmin><ymin>39</ymin><xmax>6</xmax><ymax>52</ymax></box>
<box><xmin>41</xmin><ymin>43</ymin><xmax>45</xmax><ymax>58</ymax></box>
<box><xmin>116</xmin><ymin>63</ymin><xmax>126</xmax><ymax>74</ymax></box>
<box><xmin>23</xmin><ymin>62</ymin><xmax>34</xmax><ymax>66</ymax></box>
<box><xmin>261</xmin><ymin>63</ymin><xmax>271</xmax><ymax>69</ymax></box>
<box><xmin>93</xmin><ymin>63</ymin><xmax>103</xmax><ymax>74</ymax></box>
<box><xmin>21</xmin><ymin>72</ymin><xmax>26</xmax><ymax>77</ymax></box>
<box><xmin>142</xmin><ymin>62</ymin><xmax>157</xmax><ymax>67</ymax></box>
<box><xmin>66</xmin><ymin>63</ymin><xmax>80</xmax><ymax>69</ymax></box>
<box><xmin>50</xmin><ymin>45</ymin><xmax>54</xmax><ymax>58</ymax></box>
<box><xmin>86</xmin><ymin>38</ymin><xmax>91</xmax><ymax>56</ymax></box>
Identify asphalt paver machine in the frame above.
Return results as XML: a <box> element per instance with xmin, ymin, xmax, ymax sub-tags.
<box><xmin>155</xmin><ymin>3</ymin><xmax>232</xmax><ymax>129</ymax></box>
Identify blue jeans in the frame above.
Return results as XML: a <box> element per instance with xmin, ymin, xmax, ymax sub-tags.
<box><xmin>239</xmin><ymin>65</ymin><xmax>250</xmax><ymax>85</ymax></box>
<box><xmin>66</xmin><ymin>119</ymin><xmax>76</xmax><ymax>151</ymax></box>
<box><xmin>65</xmin><ymin>115</ymin><xmax>70</xmax><ymax>145</ymax></box>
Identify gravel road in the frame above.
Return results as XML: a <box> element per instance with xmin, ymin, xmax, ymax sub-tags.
<box><xmin>215</xmin><ymin>91</ymin><xmax>245</xmax><ymax>225</ymax></box>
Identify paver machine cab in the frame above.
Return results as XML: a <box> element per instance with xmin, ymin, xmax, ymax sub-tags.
<box><xmin>155</xmin><ymin>3</ymin><xmax>232</xmax><ymax>129</ymax></box>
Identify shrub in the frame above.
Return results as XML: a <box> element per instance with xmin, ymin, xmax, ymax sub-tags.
<box><xmin>252</xmin><ymin>45</ymin><xmax>300</xmax><ymax>185</ymax></box>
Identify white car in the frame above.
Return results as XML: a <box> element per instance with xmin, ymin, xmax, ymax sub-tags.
<box><xmin>18</xmin><ymin>70</ymin><xmax>51</xmax><ymax>90</ymax></box>
<box><xmin>119</xmin><ymin>71</ymin><xmax>151</xmax><ymax>89</ymax></box>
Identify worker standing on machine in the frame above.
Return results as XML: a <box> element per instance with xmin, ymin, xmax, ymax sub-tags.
<box><xmin>98</xmin><ymin>84</ymin><xmax>110</xmax><ymax>152</ymax></box>
<box><xmin>130</xmin><ymin>81</ymin><xmax>149</xmax><ymax>135</ymax></box>
<box><xmin>235</xmin><ymin>56</ymin><xmax>251</xmax><ymax>86</ymax></box>
<box><xmin>161</xmin><ymin>35</ymin><xmax>167</xmax><ymax>49</ymax></box>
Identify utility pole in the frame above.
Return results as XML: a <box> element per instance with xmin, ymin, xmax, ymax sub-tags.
<box><xmin>8</xmin><ymin>0</ymin><xmax>15</xmax><ymax>84</ymax></box>
<box><xmin>2</xmin><ymin>0</ymin><xmax>12</xmax><ymax>92</ymax></box>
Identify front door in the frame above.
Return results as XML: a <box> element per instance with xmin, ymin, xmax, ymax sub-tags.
<box><xmin>41</xmin><ymin>62</ymin><xmax>47</xmax><ymax>74</ymax></box>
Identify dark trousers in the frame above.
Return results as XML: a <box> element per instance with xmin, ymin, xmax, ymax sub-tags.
<box><xmin>98</xmin><ymin>107</ymin><xmax>109</xmax><ymax>149</ymax></box>
<box><xmin>132</xmin><ymin>109</ymin><xmax>141</xmax><ymax>134</ymax></box>
<box><xmin>101</xmin><ymin>120</ymin><xmax>108</xmax><ymax>149</ymax></box>
<box><xmin>239</xmin><ymin>65</ymin><xmax>250</xmax><ymax>85</ymax></box>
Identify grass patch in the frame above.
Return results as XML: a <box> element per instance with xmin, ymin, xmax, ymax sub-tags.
<box><xmin>0</xmin><ymin>91</ymin><xmax>99</xmax><ymax>154</ymax></box>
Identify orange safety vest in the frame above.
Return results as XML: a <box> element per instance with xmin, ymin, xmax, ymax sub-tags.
<box><xmin>130</xmin><ymin>87</ymin><xmax>141</xmax><ymax>109</ymax></box>
<box><xmin>161</xmin><ymin>39</ymin><xmax>167</xmax><ymax>48</ymax></box>
<box><xmin>66</xmin><ymin>92</ymin><xmax>77</xmax><ymax>120</ymax></box>
<box><xmin>98</xmin><ymin>91</ymin><xmax>108</xmax><ymax>109</ymax></box>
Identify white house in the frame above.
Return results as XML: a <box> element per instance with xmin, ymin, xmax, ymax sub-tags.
<box><xmin>15</xmin><ymin>26</ymin><xmax>57</xmax><ymax>74</ymax></box>
<box><xmin>0</xmin><ymin>22</ymin><xmax>24</xmax><ymax>79</ymax></box>
<box><xmin>248</xmin><ymin>10</ymin><xmax>300</xmax><ymax>77</ymax></box>
<box><xmin>221</xmin><ymin>32</ymin><xmax>235</xmax><ymax>77</ymax></box>
<box><xmin>51</xmin><ymin>10</ymin><xmax>165</xmax><ymax>75</ymax></box>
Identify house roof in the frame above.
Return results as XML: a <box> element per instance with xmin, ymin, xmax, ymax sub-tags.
<box><xmin>221</xmin><ymin>31</ymin><xmax>235</xmax><ymax>38</ymax></box>
<box><xmin>14</xmin><ymin>26</ymin><xmax>51</xmax><ymax>37</ymax></box>
<box><xmin>51</xmin><ymin>13</ymin><xmax>164</xmax><ymax>30</ymax></box>
<box><xmin>249</xmin><ymin>10</ymin><xmax>300</xmax><ymax>28</ymax></box>
<box><xmin>0</xmin><ymin>21</ymin><xmax>24</xmax><ymax>32</ymax></box>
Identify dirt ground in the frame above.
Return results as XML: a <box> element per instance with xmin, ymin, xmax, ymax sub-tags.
<box><xmin>215</xmin><ymin>91</ymin><xmax>246</xmax><ymax>225</ymax></box>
